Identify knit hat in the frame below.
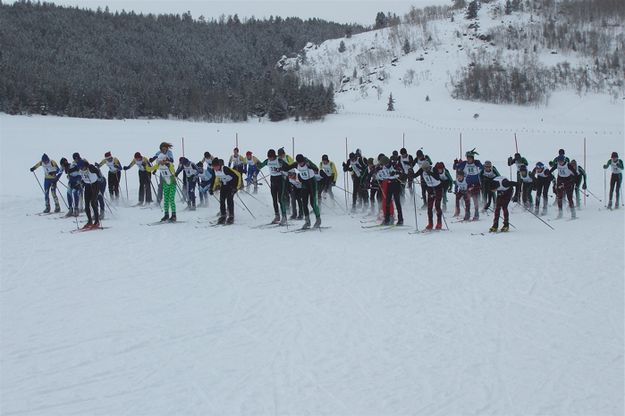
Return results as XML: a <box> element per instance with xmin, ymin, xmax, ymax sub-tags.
<box><xmin>180</xmin><ymin>157</ymin><xmax>189</xmax><ymax>165</ymax></box>
<box><xmin>204</xmin><ymin>151</ymin><xmax>211</xmax><ymax>159</ymax></box>
<box><xmin>104</xmin><ymin>151</ymin><xmax>112</xmax><ymax>158</ymax></box>
<box><xmin>322</xmin><ymin>154</ymin><xmax>329</xmax><ymax>161</ymax></box>
<box><xmin>484</xmin><ymin>160</ymin><xmax>492</xmax><ymax>167</ymax></box>
<box><xmin>416</xmin><ymin>149</ymin><xmax>424</xmax><ymax>158</ymax></box>
<box><xmin>612</xmin><ymin>152</ymin><xmax>619</xmax><ymax>158</ymax></box>
<box><xmin>267</xmin><ymin>149</ymin><xmax>276</xmax><ymax>158</ymax></box>
<box><xmin>41</xmin><ymin>153</ymin><xmax>49</xmax><ymax>162</ymax></box>
<box><xmin>211</xmin><ymin>158</ymin><xmax>221</xmax><ymax>167</ymax></box>
<box><xmin>400</xmin><ymin>148</ymin><xmax>407</xmax><ymax>155</ymax></box>
<box><xmin>435</xmin><ymin>162</ymin><xmax>444</xmax><ymax>170</ymax></box>
<box><xmin>466</xmin><ymin>148</ymin><xmax>478</xmax><ymax>158</ymax></box>
<box><xmin>295</xmin><ymin>154</ymin><xmax>305</xmax><ymax>164</ymax></box>
<box><xmin>421</xmin><ymin>160</ymin><xmax>431</xmax><ymax>170</ymax></box>
<box><xmin>233</xmin><ymin>147</ymin><xmax>239</xmax><ymax>152</ymax></box>
<box><xmin>246</xmin><ymin>151</ymin><xmax>252</xmax><ymax>157</ymax></box>
<box><xmin>134</xmin><ymin>152</ymin><xmax>142</xmax><ymax>159</ymax></box>
<box><xmin>558</xmin><ymin>149</ymin><xmax>565</xmax><ymax>156</ymax></box>
<box><xmin>277</xmin><ymin>147</ymin><xmax>285</xmax><ymax>156</ymax></box>
<box><xmin>72</xmin><ymin>152</ymin><xmax>81</xmax><ymax>160</ymax></box>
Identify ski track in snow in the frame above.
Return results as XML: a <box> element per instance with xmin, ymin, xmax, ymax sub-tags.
<box><xmin>0</xmin><ymin>112</ymin><xmax>623</xmax><ymax>415</ymax></box>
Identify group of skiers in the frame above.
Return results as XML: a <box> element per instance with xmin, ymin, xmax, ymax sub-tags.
<box><xmin>30</xmin><ymin>142</ymin><xmax>623</xmax><ymax>232</ymax></box>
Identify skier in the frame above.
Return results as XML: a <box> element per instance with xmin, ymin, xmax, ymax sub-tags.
<box><xmin>149</xmin><ymin>142</ymin><xmax>174</xmax><ymax>203</ymax></box>
<box><xmin>59</xmin><ymin>157</ymin><xmax>80</xmax><ymax>217</ymax></box>
<box><xmin>453</xmin><ymin>149</ymin><xmax>483</xmax><ymax>220</ymax></box>
<box><xmin>367</xmin><ymin>158</ymin><xmax>382</xmax><ymax>215</ymax></box>
<box><xmin>569</xmin><ymin>160</ymin><xmax>587</xmax><ymax>208</ymax></box>
<box><xmin>29</xmin><ymin>153</ymin><xmax>61</xmax><ymax>213</ymax></box>
<box><xmin>67</xmin><ymin>152</ymin><xmax>84</xmax><ymax>215</ymax></box>
<box><xmin>228</xmin><ymin>147</ymin><xmax>246</xmax><ymax>188</ymax></box>
<box><xmin>603</xmin><ymin>151</ymin><xmax>623</xmax><ymax>209</ymax></box>
<box><xmin>278</xmin><ymin>147</ymin><xmax>295</xmax><ymax>215</ymax></box>
<box><xmin>210</xmin><ymin>158</ymin><xmax>241</xmax><ymax>225</ymax></box>
<box><xmin>257</xmin><ymin>149</ymin><xmax>289</xmax><ymax>224</ymax></box>
<box><xmin>530</xmin><ymin>162</ymin><xmax>553</xmax><ymax>215</ymax></box>
<box><xmin>318</xmin><ymin>154</ymin><xmax>337</xmax><ymax>201</ymax></box>
<box><xmin>453</xmin><ymin>169</ymin><xmax>470</xmax><ymax>220</ymax></box>
<box><xmin>435</xmin><ymin>162</ymin><xmax>453</xmax><ymax>212</ymax></box>
<box><xmin>284</xmin><ymin>154</ymin><xmax>322</xmax><ymax>229</ymax></box>
<box><xmin>398</xmin><ymin>148</ymin><xmax>414</xmax><ymax>196</ymax></box>
<box><xmin>507</xmin><ymin>152</ymin><xmax>528</xmax><ymax>202</ymax></box>
<box><xmin>175</xmin><ymin>157</ymin><xmax>200</xmax><ymax>210</ymax></box>
<box><xmin>244</xmin><ymin>151</ymin><xmax>261</xmax><ymax>193</ymax></box>
<box><xmin>97</xmin><ymin>151</ymin><xmax>122</xmax><ymax>201</ymax></box>
<box><xmin>414</xmin><ymin>161</ymin><xmax>443</xmax><ymax>230</ymax></box>
<box><xmin>201</xmin><ymin>152</ymin><xmax>213</xmax><ymax>168</ymax></box>
<box><xmin>479</xmin><ymin>160</ymin><xmax>500</xmax><ymax>211</ymax></box>
<box><xmin>287</xmin><ymin>169</ymin><xmax>304</xmax><ymax>220</ymax></box>
<box><xmin>197</xmin><ymin>161</ymin><xmax>213</xmax><ymax>207</ymax></box>
<box><xmin>549</xmin><ymin>149</ymin><xmax>569</xmax><ymax>168</ymax></box>
<box><xmin>146</xmin><ymin>153</ymin><xmax>177</xmax><ymax>222</ymax></box>
<box><xmin>77</xmin><ymin>159</ymin><xmax>104</xmax><ymax>229</ymax></box>
<box><xmin>518</xmin><ymin>165</ymin><xmax>534</xmax><ymax>209</ymax></box>
<box><xmin>413</xmin><ymin>149</ymin><xmax>433</xmax><ymax>209</ymax></box>
<box><xmin>549</xmin><ymin>155</ymin><xmax>578</xmax><ymax>219</ymax></box>
<box><xmin>375</xmin><ymin>155</ymin><xmax>403</xmax><ymax>226</ymax></box>
<box><xmin>488</xmin><ymin>176</ymin><xmax>517</xmax><ymax>233</ymax></box>
<box><xmin>123</xmin><ymin>152</ymin><xmax>153</xmax><ymax>206</ymax></box>
<box><xmin>342</xmin><ymin>152</ymin><xmax>368</xmax><ymax>212</ymax></box>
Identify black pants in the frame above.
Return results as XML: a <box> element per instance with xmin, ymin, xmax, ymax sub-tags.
<box><xmin>481</xmin><ymin>178</ymin><xmax>495</xmax><ymax>209</ymax></box>
<box><xmin>521</xmin><ymin>181</ymin><xmax>533</xmax><ymax>207</ymax></box>
<box><xmin>609</xmin><ymin>173</ymin><xmax>622</xmax><ymax>204</ymax></box>
<box><xmin>108</xmin><ymin>171</ymin><xmax>121</xmax><ymax>199</ymax></box>
<box><xmin>513</xmin><ymin>172</ymin><xmax>522</xmax><ymax>201</ymax></box>
<box><xmin>420</xmin><ymin>179</ymin><xmax>427</xmax><ymax>206</ymax></box>
<box><xmin>455</xmin><ymin>191</ymin><xmax>469</xmax><ymax>215</ymax></box>
<box><xmin>385</xmin><ymin>180</ymin><xmax>403</xmax><ymax>222</ymax></box>
<box><xmin>138</xmin><ymin>170</ymin><xmax>153</xmax><ymax>203</ymax></box>
<box><xmin>219</xmin><ymin>185</ymin><xmax>236</xmax><ymax>218</ymax></box>
<box><xmin>301</xmin><ymin>180</ymin><xmax>320</xmax><ymax>218</ymax></box>
<box><xmin>556</xmin><ymin>177</ymin><xmax>575</xmax><ymax>210</ymax></box>
<box><xmin>318</xmin><ymin>176</ymin><xmax>334</xmax><ymax>199</ymax></box>
<box><xmin>271</xmin><ymin>176</ymin><xmax>287</xmax><ymax>216</ymax></box>
<box><xmin>427</xmin><ymin>185</ymin><xmax>443</xmax><ymax>224</ymax></box>
<box><xmin>493</xmin><ymin>188</ymin><xmax>513</xmax><ymax>227</ymax></box>
<box><xmin>370</xmin><ymin>184</ymin><xmax>381</xmax><ymax>207</ymax></box>
<box><xmin>291</xmin><ymin>186</ymin><xmax>304</xmax><ymax>216</ymax></box>
<box><xmin>534</xmin><ymin>179</ymin><xmax>550</xmax><ymax>209</ymax></box>
<box><xmin>84</xmin><ymin>182</ymin><xmax>100</xmax><ymax>224</ymax></box>
<box><xmin>351</xmin><ymin>175</ymin><xmax>361</xmax><ymax>207</ymax></box>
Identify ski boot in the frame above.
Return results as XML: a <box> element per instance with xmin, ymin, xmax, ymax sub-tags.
<box><xmin>54</xmin><ymin>205</ymin><xmax>61</xmax><ymax>213</ymax></box>
<box><xmin>396</xmin><ymin>217</ymin><xmax>403</xmax><ymax>226</ymax></box>
<box><xmin>289</xmin><ymin>212</ymin><xmax>298</xmax><ymax>220</ymax></box>
<box><xmin>189</xmin><ymin>204</ymin><xmax>196</xmax><ymax>211</ymax></box>
<box><xmin>425</xmin><ymin>222</ymin><xmax>433</xmax><ymax>230</ymax></box>
<box><xmin>99</xmin><ymin>210</ymin><xmax>105</xmax><ymax>220</ymax></box>
<box><xmin>169</xmin><ymin>213</ymin><xmax>177</xmax><ymax>222</ymax></box>
<box><xmin>160</xmin><ymin>212</ymin><xmax>170</xmax><ymax>222</ymax></box>
<box><xmin>435</xmin><ymin>221</ymin><xmax>442</xmax><ymax>230</ymax></box>
<box><xmin>297</xmin><ymin>214</ymin><xmax>303</xmax><ymax>220</ymax></box>
<box><xmin>501</xmin><ymin>224</ymin><xmax>509</xmax><ymax>232</ymax></box>
<box><xmin>453</xmin><ymin>208</ymin><xmax>460</xmax><ymax>217</ymax></box>
<box><xmin>64</xmin><ymin>210</ymin><xmax>74</xmax><ymax>218</ymax></box>
<box><xmin>313</xmin><ymin>216</ymin><xmax>321</xmax><ymax>228</ymax></box>
<box><xmin>473</xmin><ymin>213</ymin><xmax>479</xmax><ymax>221</ymax></box>
<box><xmin>556</xmin><ymin>210</ymin><xmax>563</xmax><ymax>219</ymax></box>
<box><xmin>463</xmin><ymin>213</ymin><xmax>470</xmax><ymax>221</ymax></box>
<box><xmin>217</xmin><ymin>216</ymin><xmax>226</xmax><ymax>225</ymax></box>
<box><xmin>82</xmin><ymin>221</ymin><xmax>93</xmax><ymax>230</ymax></box>
<box><xmin>92</xmin><ymin>221</ymin><xmax>100</xmax><ymax>229</ymax></box>
<box><xmin>226</xmin><ymin>216</ymin><xmax>234</xmax><ymax>225</ymax></box>
<box><xmin>571</xmin><ymin>208</ymin><xmax>576</xmax><ymax>219</ymax></box>
<box><xmin>271</xmin><ymin>214</ymin><xmax>281</xmax><ymax>224</ymax></box>
<box><xmin>43</xmin><ymin>206</ymin><xmax>51</xmax><ymax>214</ymax></box>
<box><xmin>280</xmin><ymin>215</ymin><xmax>288</xmax><ymax>226</ymax></box>
<box><xmin>534</xmin><ymin>206</ymin><xmax>539</xmax><ymax>215</ymax></box>
<box><xmin>302</xmin><ymin>216</ymin><xmax>311</xmax><ymax>229</ymax></box>
<box><xmin>607</xmin><ymin>200</ymin><xmax>612</xmax><ymax>210</ymax></box>
<box><xmin>489</xmin><ymin>225</ymin><xmax>498</xmax><ymax>233</ymax></box>
<box><xmin>73</xmin><ymin>208</ymin><xmax>80</xmax><ymax>217</ymax></box>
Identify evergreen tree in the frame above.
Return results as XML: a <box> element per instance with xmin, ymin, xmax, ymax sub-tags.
<box><xmin>466</xmin><ymin>0</ymin><xmax>480</xmax><ymax>19</ymax></box>
<box><xmin>387</xmin><ymin>93</ymin><xmax>395</xmax><ymax>111</ymax></box>
<box><xmin>402</xmin><ymin>38</ymin><xmax>411</xmax><ymax>55</ymax></box>
<box><xmin>375</xmin><ymin>12</ymin><xmax>387</xmax><ymax>29</ymax></box>
<box><xmin>505</xmin><ymin>0</ymin><xmax>512</xmax><ymax>15</ymax></box>
<box><xmin>339</xmin><ymin>40</ymin><xmax>346</xmax><ymax>53</ymax></box>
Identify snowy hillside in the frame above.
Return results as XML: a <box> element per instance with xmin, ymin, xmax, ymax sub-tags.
<box><xmin>1</xmin><ymin>103</ymin><xmax>623</xmax><ymax>415</ymax></box>
<box><xmin>281</xmin><ymin>0</ymin><xmax>624</xmax><ymax>115</ymax></box>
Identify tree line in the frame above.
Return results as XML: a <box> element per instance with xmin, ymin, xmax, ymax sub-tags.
<box><xmin>0</xmin><ymin>1</ymin><xmax>365</xmax><ymax>121</ymax></box>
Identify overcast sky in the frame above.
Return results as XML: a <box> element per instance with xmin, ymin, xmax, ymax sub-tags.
<box><xmin>45</xmin><ymin>0</ymin><xmax>451</xmax><ymax>25</ymax></box>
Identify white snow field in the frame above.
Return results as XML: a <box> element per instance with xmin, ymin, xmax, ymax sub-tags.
<box><xmin>1</xmin><ymin>91</ymin><xmax>623</xmax><ymax>416</ymax></box>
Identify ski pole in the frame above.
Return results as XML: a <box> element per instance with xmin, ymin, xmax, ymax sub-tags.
<box><xmin>334</xmin><ymin>184</ymin><xmax>353</xmax><ymax>195</ymax></box>
<box><xmin>518</xmin><ymin>202</ymin><xmax>554</xmax><ymax>230</ymax></box>
<box><xmin>240</xmin><ymin>188</ymin><xmax>271</xmax><ymax>208</ymax></box>
<box><xmin>411</xmin><ymin>182</ymin><xmax>419</xmax><ymax>232</ymax></box>
<box><xmin>235</xmin><ymin>192</ymin><xmax>255</xmax><ymax>219</ymax></box>
<box><xmin>604</xmin><ymin>169</ymin><xmax>607</xmax><ymax>206</ymax></box>
<box><xmin>580</xmin><ymin>188</ymin><xmax>602</xmax><ymax>203</ymax></box>
<box><xmin>31</xmin><ymin>171</ymin><xmax>46</xmax><ymax>196</ymax></box>
<box><xmin>124</xmin><ymin>170</ymin><xmax>129</xmax><ymax>201</ymax></box>
<box><xmin>55</xmin><ymin>185</ymin><xmax>70</xmax><ymax>210</ymax></box>
<box><xmin>441</xmin><ymin>211</ymin><xmax>449</xmax><ymax>231</ymax></box>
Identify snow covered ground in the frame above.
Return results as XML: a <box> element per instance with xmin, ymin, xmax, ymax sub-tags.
<box><xmin>1</xmin><ymin>95</ymin><xmax>623</xmax><ymax>415</ymax></box>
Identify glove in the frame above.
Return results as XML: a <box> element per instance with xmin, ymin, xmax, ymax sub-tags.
<box><xmin>123</xmin><ymin>166</ymin><xmax>129</xmax><ymax>170</ymax></box>
<box><xmin>582</xmin><ymin>184</ymin><xmax>587</xmax><ymax>190</ymax></box>
<box><xmin>30</xmin><ymin>167</ymin><xmax>35</xmax><ymax>172</ymax></box>
<box><xmin>332</xmin><ymin>181</ymin><xmax>336</xmax><ymax>186</ymax></box>
<box><xmin>149</xmin><ymin>156</ymin><xmax>156</xmax><ymax>163</ymax></box>
<box><xmin>508</xmin><ymin>156</ymin><xmax>513</xmax><ymax>165</ymax></box>
<box><xmin>453</xmin><ymin>159</ymin><xmax>458</xmax><ymax>165</ymax></box>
